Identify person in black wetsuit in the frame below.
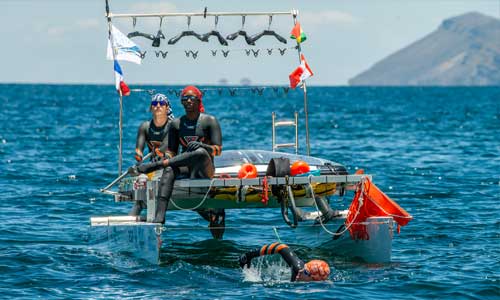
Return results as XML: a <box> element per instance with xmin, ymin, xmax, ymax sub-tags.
<box><xmin>129</xmin><ymin>93</ymin><xmax>174</xmax><ymax>216</ymax></box>
<box><xmin>131</xmin><ymin>85</ymin><xmax>224</xmax><ymax>238</ymax></box>
<box><xmin>238</xmin><ymin>242</ymin><xmax>330</xmax><ymax>282</ymax></box>
<box><xmin>134</xmin><ymin>93</ymin><xmax>175</xmax><ymax>162</ymax></box>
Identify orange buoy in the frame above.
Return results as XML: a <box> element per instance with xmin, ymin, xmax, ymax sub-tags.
<box><xmin>290</xmin><ymin>160</ymin><xmax>310</xmax><ymax>176</ymax></box>
<box><xmin>238</xmin><ymin>163</ymin><xmax>258</xmax><ymax>179</ymax></box>
<box><xmin>355</xmin><ymin>169</ymin><xmax>365</xmax><ymax>175</ymax></box>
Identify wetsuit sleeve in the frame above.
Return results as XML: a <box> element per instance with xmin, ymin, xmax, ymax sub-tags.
<box><xmin>206</xmin><ymin>115</ymin><xmax>222</xmax><ymax>156</ymax></box>
<box><xmin>239</xmin><ymin>243</ymin><xmax>305</xmax><ymax>282</ymax></box>
<box><xmin>165</xmin><ymin>119</ymin><xmax>180</xmax><ymax>158</ymax></box>
<box><xmin>135</xmin><ymin>121</ymin><xmax>149</xmax><ymax>159</ymax></box>
<box><xmin>157</xmin><ymin>121</ymin><xmax>172</xmax><ymax>158</ymax></box>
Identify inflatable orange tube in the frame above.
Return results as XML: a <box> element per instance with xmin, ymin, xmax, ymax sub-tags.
<box><xmin>238</xmin><ymin>163</ymin><xmax>258</xmax><ymax>179</ymax></box>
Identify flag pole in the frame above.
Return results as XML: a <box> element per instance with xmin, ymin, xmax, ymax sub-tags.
<box><xmin>106</xmin><ymin>0</ymin><xmax>123</xmax><ymax>175</ymax></box>
<box><xmin>292</xmin><ymin>10</ymin><xmax>310</xmax><ymax>156</ymax></box>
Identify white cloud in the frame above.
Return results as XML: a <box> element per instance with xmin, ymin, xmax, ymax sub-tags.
<box><xmin>299</xmin><ymin>10</ymin><xmax>359</xmax><ymax>26</ymax></box>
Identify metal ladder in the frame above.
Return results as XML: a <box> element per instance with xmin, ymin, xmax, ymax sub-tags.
<box><xmin>272</xmin><ymin>111</ymin><xmax>298</xmax><ymax>154</ymax></box>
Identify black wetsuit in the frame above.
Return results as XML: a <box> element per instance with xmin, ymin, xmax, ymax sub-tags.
<box><xmin>130</xmin><ymin>119</ymin><xmax>169</xmax><ymax>216</ymax></box>
<box><xmin>146</xmin><ymin>113</ymin><xmax>223</xmax><ymax>230</ymax></box>
<box><xmin>239</xmin><ymin>243</ymin><xmax>305</xmax><ymax>282</ymax></box>
<box><xmin>136</xmin><ymin>119</ymin><xmax>169</xmax><ymax>158</ymax></box>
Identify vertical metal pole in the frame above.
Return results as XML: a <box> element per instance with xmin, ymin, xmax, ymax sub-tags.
<box><xmin>118</xmin><ymin>92</ymin><xmax>123</xmax><ymax>175</ymax></box>
<box><xmin>294</xmin><ymin>111</ymin><xmax>298</xmax><ymax>154</ymax></box>
<box><xmin>272</xmin><ymin>112</ymin><xmax>276</xmax><ymax>152</ymax></box>
<box><xmin>105</xmin><ymin>0</ymin><xmax>123</xmax><ymax>175</ymax></box>
<box><xmin>292</xmin><ymin>10</ymin><xmax>310</xmax><ymax>156</ymax></box>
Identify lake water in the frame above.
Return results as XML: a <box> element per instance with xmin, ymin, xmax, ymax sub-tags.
<box><xmin>0</xmin><ymin>85</ymin><xmax>498</xmax><ymax>299</ymax></box>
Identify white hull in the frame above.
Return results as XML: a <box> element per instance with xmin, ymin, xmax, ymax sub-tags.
<box><xmin>89</xmin><ymin>215</ymin><xmax>394</xmax><ymax>264</ymax></box>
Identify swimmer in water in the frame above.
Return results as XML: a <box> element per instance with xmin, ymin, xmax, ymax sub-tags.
<box><xmin>239</xmin><ymin>242</ymin><xmax>330</xmax><ymax>282</ymax></box>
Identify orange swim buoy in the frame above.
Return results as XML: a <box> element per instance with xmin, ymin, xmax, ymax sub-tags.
<box><xmin>290</xmin><ymin>160</ymin><xmax>310</xmax><ymax>176</ymax></box>
<box><xmin>238</xmin><ymin>163</ymin><xmax>258</xmax><ymax>179</ymax></box>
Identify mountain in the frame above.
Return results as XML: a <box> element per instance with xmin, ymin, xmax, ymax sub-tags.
<box><xmin>349</xmin><ymin>12</ymin><xmax>500</xmax><ymax>86</ymax></box>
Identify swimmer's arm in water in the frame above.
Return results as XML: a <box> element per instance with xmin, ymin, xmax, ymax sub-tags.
<box><xmin>239</xmin><ymin>243</ymin><xmax>300</xmax><ymax>269</ymax></box>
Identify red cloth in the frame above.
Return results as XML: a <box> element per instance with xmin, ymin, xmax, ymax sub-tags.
<box><xmin>346</xmin><ymin>178</ymin><xmax>412</xmax><ymax>240</ymax></box>
<box><xmin>181</xmin><ymin>85</ymin><xmax>204</xmax><ymax>112</ymax></box>
<box><xmin>119</xmin><ymin>81</ymin><xmax>130</xmax><ymax>96</ymax></box>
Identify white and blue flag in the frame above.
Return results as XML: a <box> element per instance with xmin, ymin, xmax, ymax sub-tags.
<box><xmin>107</xmin><ymin>24</ymin><xmax>142</xmax><ymax>65</ymax></box>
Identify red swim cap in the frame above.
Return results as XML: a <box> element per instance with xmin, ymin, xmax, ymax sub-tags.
<box><xmin>181</xmin><ymin>85</ymin><xmax>204</xmax><ymax>113</ymax></box>
<box><xmin>304</xmin><ymin>260</ymin><xmax>330</xmax><ymax>281</ymax></box>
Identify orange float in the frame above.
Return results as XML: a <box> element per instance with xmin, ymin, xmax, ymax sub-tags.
<box><xmin>238</xmin><ymin>163</ymin><xmax>258</xmax><ymax>179</ymax></box>
<box><xmin>290</xmin><ymin>160</ymin><xmax>310</xmax><ymax>176</ymax></box>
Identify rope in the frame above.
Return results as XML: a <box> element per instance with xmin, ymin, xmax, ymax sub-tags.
<box><xmin>308</xmin><ymin>175</ymin><xmax>365</xmax><ymax>237</ymax></box>
<box><xmin>168</xmin><ymin>179</ymin><xmax>216</xmax><ymax>210</ymax></box>
<box><xmin>273</xmin><ymin>226</ymin><xmax>282</xmax><ymax>243</ymax></box>
<box><xmin>130</xmin><ymin>85</ymin><xmax>291</xmax><ymax>94</ymax></box>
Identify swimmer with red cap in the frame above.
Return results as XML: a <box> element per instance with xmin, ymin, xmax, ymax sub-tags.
<box><xmin>239</xmin><ymin>242</ymin><xmax>330</xmax><ymax>282</ymax></box>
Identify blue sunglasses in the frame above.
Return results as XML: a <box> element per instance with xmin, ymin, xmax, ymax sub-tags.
<box><xmin>151</xmin><ymin>100</ymin><xmax>167</xmax><ymax>106</ymax></box>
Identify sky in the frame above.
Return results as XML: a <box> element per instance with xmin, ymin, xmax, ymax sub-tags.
<box><xmin>0</xmin><ymin>0</ymin><xmax>499</xmax><ymax>86</ymax></box>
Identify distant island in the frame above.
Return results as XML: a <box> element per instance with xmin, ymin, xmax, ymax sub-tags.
<box><xmin>349</xmin><ymin>12</ymin><xmax>500</xmax><ymax>86</ymax></box>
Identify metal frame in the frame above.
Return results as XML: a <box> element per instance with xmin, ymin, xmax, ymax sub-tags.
<box><xmin>272</xmin><ymin>111</ymin><xmax>299</xmax><ymax>154</ymax></box>
<box><xmin>107</xmin><ymin>11</ymin><xmax>297</xmax><ymax>18</ymax></box>
<box><xmin>104</xmin><ymin>0</ymin><xmax>311</xmax><ymax>178</ymax></box>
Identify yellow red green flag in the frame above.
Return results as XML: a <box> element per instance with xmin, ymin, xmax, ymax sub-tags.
<box><xmin>290</xmin><ymin>22</ymin><xmax>307</xmax><ymax>43</ymax></box>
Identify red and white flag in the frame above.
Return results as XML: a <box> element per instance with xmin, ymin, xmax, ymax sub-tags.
<box><xmin>289</xmin><ymin>54</ymin><xmax>314</xmax><ymax>89</ymax></box>
<box><xmin>114</xmin><ymin>60</ymin><xmax>130</xmax><ymax>96</ymax></box>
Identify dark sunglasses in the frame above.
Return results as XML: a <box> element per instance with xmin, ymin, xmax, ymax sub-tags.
<box><xmin>181</xmin><ymin>95</ymin><xmax>199</xmax><ymax>102</ymax></box>
<box><xmin>151</xmin><ymin>100</ymin><xmax>167</xmax><ymax>106</ymax></box>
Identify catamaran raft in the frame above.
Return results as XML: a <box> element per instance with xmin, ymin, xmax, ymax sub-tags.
<box><xmin>90</xmin><ymin>2</ymin><xmax>413</xmax><ymax>264</ymax></box>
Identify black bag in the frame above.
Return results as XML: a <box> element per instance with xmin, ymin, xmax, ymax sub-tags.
<box><xmin>266</xmin><ymin>157</ymin><xmax>290</xmax><ymax>200</ymax></box>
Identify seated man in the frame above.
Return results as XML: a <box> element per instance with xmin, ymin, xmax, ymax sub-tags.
<box><xmin>239</xmin><ymin>242</ymin><xmax>330</xmax><ymax>282</ymax></box>
<box><xmin>130</xmin><ymin>93</ymin><xmax>174</xmax><ymax>216</ymax></box>
<box><xmin>132</xmin><ymin>86</ymin><xmax>224</xmax><ymax>238</ymax></box>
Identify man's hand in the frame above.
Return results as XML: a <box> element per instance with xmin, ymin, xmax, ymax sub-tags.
<box><xmin>128</xmin><ymin>165</ymin><xmax>139</xmax><ymax>176</ymax></box>
<box><xmin>186</xmin><ymin>141</ymin><xmax>204</xmax><ymax>152</ymax></box>
<box><xmin>135</xmin><ymin>149</ymin><xmax>144</xmax><ymax>162</ymax></box>
<box><xmin>238</xmin><ymin>253</ymin><xmax>252</xmax><ymax>269</ymax></box>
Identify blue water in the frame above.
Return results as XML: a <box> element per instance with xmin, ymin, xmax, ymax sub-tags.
<box><xmin>0</xmin><ymin>84</ymin><xmax>499</xmax><ymax>299</ymax></box>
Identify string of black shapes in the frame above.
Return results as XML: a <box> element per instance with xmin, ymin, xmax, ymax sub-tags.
<box><xmin>226</xmin><ymin>16</ymin><xmax>255</xmax><ymax>46</ymax></box>
<box><xmin>184</xmin><ymin>50</ymin><xmax>199</xmax><ymax>59</ymax></box>
<box><xmin>128</xmin><ymin>18</ymin><xmax>165</xmax><ymax>48</ymax></box>
<box><xmin>168</xmin><ymin>16</ymin><xmax>206</xmax><ymax>45</ymax></box>
<box><xmin>251</xmin><ymin>87</ymin><xmax>265</xmax><ymax>96</ymax></box>
<box><xmin>139</xmin><ymin>51</ymin><xmax>147</xmax><ymax>59</ymax></box>
<box><xmin>201</xmin><ymin>16</ymin><xmax>229</xmax><ymax>46</ymax></box>
<box><xmin>131</xmin><ymin>86</ymin><xmax>294</xmax><ymax>98</ymax></box>
<box><xmin>248</xmin><ymin>16</ymin><xmax>287</xmax><ymax>45</ymax></box>
<box><xmin>155</xmin><ymin>51</ymin><xmax>168</xmax><ymax>58</ymax></box>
